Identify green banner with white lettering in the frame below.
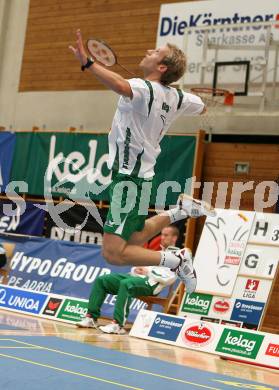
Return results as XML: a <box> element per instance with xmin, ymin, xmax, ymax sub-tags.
<box><xmin>10</xmin><ymin>132</ymin><xmax>196</xmax><ymax>205</ymax></box>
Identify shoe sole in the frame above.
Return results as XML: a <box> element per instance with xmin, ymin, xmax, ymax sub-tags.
<box><xmin>99</xmin><ymin>326</ymin><xmax>126</xmax><ymax>335</ymax></box>
<box><xmin>180</xmin><ymin>194</ymin><xmax>216</xmax><ymax>217</ymax></box>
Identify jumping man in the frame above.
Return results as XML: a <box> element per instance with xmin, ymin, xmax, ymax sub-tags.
<box><xmin>69</xmin><ymin>30</ymin><xmax>215</xmax><ymax>294</ymax></box>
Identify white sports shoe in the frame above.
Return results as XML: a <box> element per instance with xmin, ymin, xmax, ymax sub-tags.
<box><xmin>178</xmin><ymin>194</ymin><xmax>216</xmax><ymax>218</ymax></box>
<box><xmin>174</xmin><ymin>248</ymin><xmax>197</xmax><ymax>294</ymax></box>
<box><xmin>99</xmin><ymin>322</ymin><xmax>126</xmax><ymax>335</ymax></box>
<box><xmin>76</xmin><ymin>316</ymin><xmax>98</xmax><ymax>329</ymax></box>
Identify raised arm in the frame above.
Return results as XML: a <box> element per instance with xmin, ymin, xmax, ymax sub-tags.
<box><xmin>69</xmin><ymin>29</ymin><xmax>132</xmax><ymax>98</ymax></box>
<box><xmin>180</xmin><ymin>90</ymin><xmax>207</xmax><ymax>116</ymax></box>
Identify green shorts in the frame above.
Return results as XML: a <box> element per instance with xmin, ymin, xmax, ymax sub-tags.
<box><xmin>104</xmin><ymin>172</ymin><xmax>152</xmax><ymax>241</ymax></box>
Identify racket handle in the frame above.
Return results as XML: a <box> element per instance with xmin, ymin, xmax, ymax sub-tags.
<box><xmin>118</xmin><ymin>64</ymin><xmax>136</xmax><ymax>77</ymax></box>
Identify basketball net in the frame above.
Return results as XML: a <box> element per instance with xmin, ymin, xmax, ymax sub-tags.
<box><xmin>190</xmin><ymin>88</ymin><xmax>234</xmax><ymax>135</ymax></box>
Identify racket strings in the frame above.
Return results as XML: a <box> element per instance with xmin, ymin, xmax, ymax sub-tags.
<box><xmin>87</xmin><ymin>38</ymin><xmax>136</xmax><ymax>76</ymax></box>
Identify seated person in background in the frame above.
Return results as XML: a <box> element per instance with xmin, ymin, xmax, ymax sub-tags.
<box><xmin>144</xmin><ymin>224</ymin><xmax>180</xmax><ymax>252</ymax></box>
<box><xmin>76</xmin><ymin>264</ymin><xmax>177</xmax><ymax>334</ymax></box>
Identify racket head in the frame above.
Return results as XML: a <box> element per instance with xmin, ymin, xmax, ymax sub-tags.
<box><xmin>87</xmin><ymin>38</ymin><xmax>117</xmax><ymax>66</ymax></box>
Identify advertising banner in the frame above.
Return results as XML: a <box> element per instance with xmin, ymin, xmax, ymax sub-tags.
<box><xmin>179</xmin><ymin>320</ymin><xmax>225</xmax><ymax>353</ymax></box>
<box><xmin>1</xmin><ymin>235</ymin><xmax>114</xmax><ymax>297</ymax></box>
<box><xmin>44</xmin><ymin>204</ymin><xmax>108</xmax><ymax>245</ymax></box>
<box><xmin>232</xmin><ymin>277</ymin><xmax>272</xmax><ymax>302</ymax></box>
<box><xmin>42</xmin><ymin>296</ymin><xmax>63</xmax><ymax>317</ymax></box>
<box><xmin>208</xmin><ymin>296</ymin><xmax>234</xmax><ymax>320</ymax></box>
<box><xmin>10</xmin><ymin>132</ymin><xmax>196</xmax><ymax>205</ymax></box>
<box><xmin>215</xmin><ymin>328</ymin><xmax>264</xmax><ymax>359</ymax></box>
<box><xmin>0</xmin><ymin>200</ymin><xmax>46</xmax><ymax>236</ymax></box>
<box><xmin>148</xmin><ymin>314</ymin><xmax>185</xmax><ymax>342</ymax></box>
<box><xmin>179</xmin><ymin>291</ymin><xmax>234</xmax><ymax>322</ymax></box>
<box><xmin>0</xmin><ymin>285</ymin><xmax>48</xmax><ymax>315</ymax></box>
<box><xmin>0</xmin><ymin>234</ymin><xmax>147</xmax><ymax>322</ymax></box>
<box><xmin>56</xmin><ymin>297</ymin><xmax>89</xmax><ymax>322</ymax></box>
<box><xmin>156</xmin><ymin>0</ymin><xmax>279</xmax><ymax>85</ymax></box>
<box><xmin>194</xmin><ymin>209</ymin><xmax>255</xmax><ymax>296</ymax></box>
<box><xmin>179</xmin><ymin>277</ymin><xmax>270</xmax><ymax>328</ymax></box>
<box><xmin>180</xmin><ymin>292</ymin><xmax>235</xmax><ymax>323</ymax></box>
<box><xmin>10</xmin><ymin>132</ymin><xmax>111</xmax><ymax>199</ymax></box>
<box><xmin>130</xmin><ymin>309</ymin><xmax>279</xmax><ymax>369</ymax></box>
<box><xmin>180</xmin><ymin>292</ymin><xmax>213</xmax><ymax>316</ymax></box>
<box><xmin>0</xmin><ymin>132</ymin><xmax>16</xmax><ymax>192</ymax></box>
<box><xmin>230</xmin><ymin>299</ymin><xmax>265</xmax><ymax>325</ymax></box>
<box><xmin>260</xmin><ymin>340</ymin><xmax>279</xmax><ymax>367</ymax></box>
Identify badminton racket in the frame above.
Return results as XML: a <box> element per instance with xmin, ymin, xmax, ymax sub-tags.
<box><xmin>87</xmin><ymin>38</ymin><xmax>135</xmax><ymax>76</ymax></box>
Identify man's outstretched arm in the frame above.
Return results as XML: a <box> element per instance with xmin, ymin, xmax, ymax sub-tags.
<box><xmin>69</xmin><ymin>29</ymin><xmax>132</xmax><ymax>98</ymax></box>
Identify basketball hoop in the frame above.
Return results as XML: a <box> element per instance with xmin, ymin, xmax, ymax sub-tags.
<box><xmin>191</xmin><ymin>87</ymin><xmax>234</xmax><ymax>105</ymax></box>
<box><xmin>190</xmin><ymin>87</ymin><xmax>234</xmax><ymax>133</ymax></box>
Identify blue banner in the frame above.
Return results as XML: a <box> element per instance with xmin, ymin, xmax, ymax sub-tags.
<box><xmin>0</xmin><ymin>201</ymin><xmax>46</xmax><ymax>235</ymax></box>
<box><xmin>0</xmin><ymin>132</ymin><xmax>16</xmax><ymax>192</ymax></box>
<box><xmin>0</xmin><ymin>285</ymin><xmax>47</xmax><ymax>315</ymax></box>
<box><xmin>0</xmin><ymin>234</ymin><xmax>148</xmax><ymax>321</ymax></box>
<box><xmin>231</xmin><ymin>299</ymin><xmax>265</xmax><ymax>325</ymax></box>
<box><xmin>148</xmin><ymin>314</ymin><xmax>185</xmax><ymax>341</ymax></box>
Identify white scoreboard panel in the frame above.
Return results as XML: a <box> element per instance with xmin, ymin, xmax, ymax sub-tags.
<box><xmin>239</xmin><ymin>244</ymin><xmax>278</xmax><ymax>279</ymax></box>
<box><xmin>249</xmin><ymin>213</ymin><xmax>279</xmax><ymax>245</ymax></box>
<box><xmin>182</xmin><ymin>211</ymin><xmax>279</xmax><ymax>330</ymax></box>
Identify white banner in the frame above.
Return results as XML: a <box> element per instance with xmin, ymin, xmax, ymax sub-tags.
<box><xmin>194</xmin><ymin>209</ymin><xmax>255</xmax><ymax>296</ymax></box>
<box><xmin>208</xmin><ymin>296</ymin><xmax>235</xmax><ymax>321</ymax></box>
<box><xmin>156</xmin><ymin>0</ymin><xmax>279</xmax><ymax>85</ymax></box>
<box><xmin>130</xmin><ymin>309</ymin><xmax>279</xmax><ymax>369</ymax></box>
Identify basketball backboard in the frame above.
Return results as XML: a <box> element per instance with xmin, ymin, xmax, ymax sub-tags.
<box><xmin>180</xmin><ymin>20</ymin><xmax>279</xmax><ymax>113</ymax></box>
<box><xmin>156</xmin><ymin>0</ymin><xmax>279</xmax><ymax>134</ymax></box>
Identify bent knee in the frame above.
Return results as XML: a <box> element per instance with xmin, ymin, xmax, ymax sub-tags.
<box><xmin>102</xmin><ymin>247</ymin><xmax>126</xmax><ymax>265</ymax></box>
<box><xmin>119</xmin><ymin>279</ymin><xmax>132</xmax><ymax>289</ymax></box>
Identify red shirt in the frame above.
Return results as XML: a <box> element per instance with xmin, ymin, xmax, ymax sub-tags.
<box><xmin>143</xmin><ymin>235</ymin><xmax>162</xmax><ymax>251</ymax></box>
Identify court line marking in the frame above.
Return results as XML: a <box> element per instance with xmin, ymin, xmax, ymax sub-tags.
<box><xmin>0</xmin><ymin>352</ymin><xmax>142</xmax><ymax>390</ymax></box>
<box><xmin>0</xmin><ymin>346</ymin><xmax>41</xmax><ymax>349</ymax></box>
<box><xmin>0</xmin><ymin>338</ymin><xmax>220</xmax><ymax>389</ymax></box>
<box><xmin>214</xmin><ymin>380</ymin><xmax>274</xmax><ymax>390</ymax></box>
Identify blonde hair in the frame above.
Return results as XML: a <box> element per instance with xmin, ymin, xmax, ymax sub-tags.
<box><xmin>160</xmin><ymin>43</ymin><xmax>187</xmax><ymax>86</ymax></box>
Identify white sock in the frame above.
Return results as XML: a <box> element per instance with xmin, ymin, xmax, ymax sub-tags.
<box><xmin>159</xmin><ymin>250</ymin><xmax>180</xmax><ymax>269</ymax></box>
<box><xmin>165</xmin><ymin>206</ymin><xmax>188</xmax><ymax>223</ymax></box>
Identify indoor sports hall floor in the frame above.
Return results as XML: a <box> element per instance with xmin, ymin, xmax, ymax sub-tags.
<box><xmin>0</xmin><ymin>310</ymin><xmax>278</xmax><ymax>389</ymax></box>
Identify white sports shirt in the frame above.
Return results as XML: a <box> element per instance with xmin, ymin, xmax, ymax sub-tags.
<box><xmin>130</xmin><ymin>266</ymin><xmax>177</xmax><ymax>295</ymax></box>
<box><xmin>107</xmin><ymin>78</ymin><xmax>204</xmax><ymax>179</ymax></box>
